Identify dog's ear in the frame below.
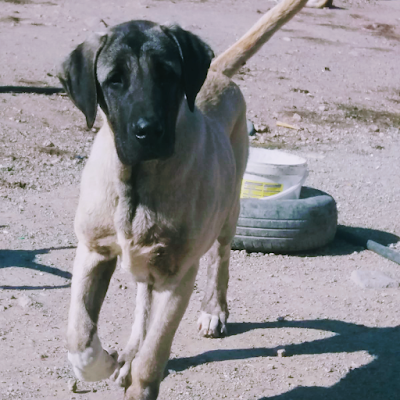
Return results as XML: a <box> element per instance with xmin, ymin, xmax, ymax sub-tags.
<box><xmin>161</xmin><ymin>25</ymin><xmax>214</xmax><ymax>112</ymax></box>
<box><xmin>58</xmin><ymin>33</ymin><xmax>107</xmax><ymax>129</ymax></box>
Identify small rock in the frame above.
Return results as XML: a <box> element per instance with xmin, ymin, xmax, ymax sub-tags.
<box><xmin>318</xmin><ymin>105</ymin><xmax>328</xmax><ymax>112</ymax></box>
<box><xmin>18</xmin><ymin>294</ymin><xmax>33</xmax><ymax>309</ymax></box>
<box><xmin>168</xmin><ymin>369</ymin><xmax>177</xmax><ymax>375</ymax></box>
<box><xmin>277</xmin><ymin>349</ymin><xmax>286</xmax><ymax>358</ymax></box>
<box><xmin>292</xmin><ymin>113</ymin><xmax>302</xmax><ymax>122</ymax></box>
<box><xmin>254</xmin><ymin>124</ymin><xmax>270</xmax><ymax>133</ymax></box>
<box><xmin>277</xmin><ymin>316</ymin><xmax>285</xmax><ymax>322</ymax></box>
<box><xmin>369</xmin><ymin>124</ymin><xmax>379</xmax><ymax>132</ymax></box>
<box><xmin>68</xmin><ymin>379</ymin><xmax>78</xmax><ymax>393</ymax></box>
<box><xmin>282</xmin><ymin>37</ymin><xmax>291</xmax><ymax>42</ymax></box>
<box><xmin>246</xmin><ymin>120</ymin><xmax>256</xmax><ymax>136</ymax></box>
<box><xmin>351</xmin><ymin>270</ymin><xmax>398</xmax><ymax>289</ymax></box>
<box><xmin>42</xmin><ymin>140</ymin><xmax>54</xmax><ymax>148</ymax></box>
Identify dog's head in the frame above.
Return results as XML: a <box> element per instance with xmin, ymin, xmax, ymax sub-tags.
<box><xmin>58</xmin><ymin>21</ymin><xmax>214</xmax><ymax>165</ymax></box>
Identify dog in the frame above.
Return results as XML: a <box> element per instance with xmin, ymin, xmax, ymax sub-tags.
<box><xmin>58</xmin><ymin>0</ymin><xmax>307</xmax><ymax>398</ymax></box>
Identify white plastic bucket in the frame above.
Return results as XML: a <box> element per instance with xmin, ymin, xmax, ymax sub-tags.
<box><xmin>240</xmin><ymin>148</ymin><xmax>308</xmax><ymax>201</ymax></box>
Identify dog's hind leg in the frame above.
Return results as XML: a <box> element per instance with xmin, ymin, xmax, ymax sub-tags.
<box><xmin>125</xmin><ymin>263</ymin><xmax>198</xmax><ymax>400</ymax></box>
<box><xmin>111</xmin><ymin>282</ymin><xmax>152</xmax><ymax>387</ymax></box>
<box><xmin>198</xmin><ymin>110</ymin><xmax>248</xmax><ymax>339</ymax></box>
<box><xmin>67</xmin><ymin>243</ymin><xmax>118</xmax><ymax>381</ymax></box>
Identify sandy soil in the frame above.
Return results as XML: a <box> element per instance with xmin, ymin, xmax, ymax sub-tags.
<box><xmin>1</xmin><ymin>0</ymin><xmax>400</xmax><ymax>399</ymax></box>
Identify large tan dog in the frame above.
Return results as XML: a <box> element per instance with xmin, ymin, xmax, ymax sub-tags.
<box><xmin>58</xmin><ymin>0</ymin><xmax>307</xmax><ymax>398</ymax></box>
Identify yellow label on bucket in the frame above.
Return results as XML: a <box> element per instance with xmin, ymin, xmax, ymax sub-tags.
<box><xmin>240</xmin><ymin>179</ymin><xmax>283</xmax><ymax>199</ymax></box>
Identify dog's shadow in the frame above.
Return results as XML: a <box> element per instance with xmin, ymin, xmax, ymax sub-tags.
<box><xmin>168</xmin><ymin>319</ymin><xmax>400</xmax><ymax>400</ymax></box>
<box><xmin>0</xmin><ymin>247</ymin><xmax>73</xmax><ymax>290</ymax></box>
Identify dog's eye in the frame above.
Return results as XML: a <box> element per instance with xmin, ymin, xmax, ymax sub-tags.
<box><xmin>107</xmin><ymin>72</ymin><xmax>124</xmax><ymax>86</ymax></box>
<box><xmin>157</xmin><ymin>62</ymin><xmax>177</xmax><ymax>78</ymax></box>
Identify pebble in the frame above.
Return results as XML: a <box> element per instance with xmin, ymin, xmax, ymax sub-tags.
<box><xmin>254</xmin><ymin>123</ymin><xmax>270</xmax><ymax>133</ymax></box>
<box><xmin>68</xmin><ymin>379</ymin><xmax>78</xmax><ymax>393</ymax></box>
<box><xmin>246</xmin><ymin>120</ymin><xmax>256</xmax><ymax>136</ymax></box>
<box><xmin>42</xmin><ymin>140</ymin><xmax>54</xmax><ymax>148</ymax></box>
<box><xmin>369</xmin><ymin>124</ymin><xmax>380</xmax><ymax>132</ymax></box>
<box><xmin>18</xmin><ymin>294</ymin><xmax>33</xmax><ymax>309</ymax></box>
<box><xmin>292</xmin><ymin>113</ymin><xmax>302</xmax><ymax>122</ymax></box>
<box><xmin>168</xmin><ymin>369</ymin><xmax>177</xmax><ymax>375</ymax></box>
<box><xmin>277</xmin><ymin>349</ymin><xmax>286</xmax><ymax>358</ymax></box>
<box><xmin>351</xmin><ymin>270</ymin><xmax>398</xmax><ymax>289</ymax></box>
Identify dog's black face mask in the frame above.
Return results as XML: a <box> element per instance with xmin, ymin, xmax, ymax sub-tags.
<box><xmin>58</xmin><ymin>21</ymin><xmax>214</xmax><ymax>165</ymax></box>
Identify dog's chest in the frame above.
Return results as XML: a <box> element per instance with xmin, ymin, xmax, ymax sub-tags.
<box><xmin>117</xmin><ymin>204</ymin><xmax>191</xmax><ymax>282</ymax></box>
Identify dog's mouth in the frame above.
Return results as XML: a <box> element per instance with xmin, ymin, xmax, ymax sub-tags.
<box><xmin>143</xmin><ymin>144</ymin><xmax>175</xmax><ymax>161</ymax></box>
<box><xmin>115</xmin><ymin>138</ymin><xmax>175</xmax><ymax>165</ymax></box>
<box><xmin>135</xmin><ymin>133</ymin><xmax>175</xmax><ymax>161</ymax></box>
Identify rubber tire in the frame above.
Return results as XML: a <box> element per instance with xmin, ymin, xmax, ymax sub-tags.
<box><xmin>232</xmin><ymin>187</ymin><xmax>337</xmax><ymax>253</ymax></box>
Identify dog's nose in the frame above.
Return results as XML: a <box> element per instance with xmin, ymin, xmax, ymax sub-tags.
<box><xmin>134</xmin><ymin>118</ymin><xmax>163</xmax><ymax>144</ymax></box>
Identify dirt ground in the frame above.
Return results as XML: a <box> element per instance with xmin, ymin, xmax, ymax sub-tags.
<box><xmin>1</xmin><ymin>0</ymin><xmax>400</xmax><ymax>399</ymax></box>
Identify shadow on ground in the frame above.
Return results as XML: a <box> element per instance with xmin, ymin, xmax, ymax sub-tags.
<box><xmin>0</xmin><ymin>247</ymin><xmax>74</xmax><ymax>290</ymax></box>
<box><xmin>335</xmin><ymin>225</ymin><xmax>399</xmax><ymax>246</ymax></box>
<box><xmin>168</xmin><ymin>319</ymin><xmax>400</xmax><ymax>400</ymax></box>
<box><xmin>292</xmin><ymin>225</ymin><xmax>399</xmax><ymax>258</ymax></box>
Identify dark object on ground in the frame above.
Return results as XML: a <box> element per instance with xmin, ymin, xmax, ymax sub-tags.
<box><xmin>0</xmin><ymin>86</ymin><xmax>65</xmax><ymax>94</ymax></box>
<box><xmin>337</xmin><ymin>226</ymin><xmax>400</xmax><ymax>265</ymax></box>
<box><xmin>247</xmin><ymin>119</ymin><xmax>256</xmax><ymax>136</ymax></box>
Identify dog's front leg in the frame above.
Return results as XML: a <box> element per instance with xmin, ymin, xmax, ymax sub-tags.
<box><xmin>125</xmin><ymin>263</ymin><xmax>198</xmax><ymax>400</ymax></box>
<box><xmin>67</xmin><ymin>243</ymin><xmax>118</xmax><ymax>382</ymax></box>
<box><xmin>111</xmin><ymin>282</ymin><xmax>152</xmax><ymax>387</ymax></box>
<box><xmin>197</xmin><ymin>238</ymin><xmax>231</xmax><ymax>338</ymax></box>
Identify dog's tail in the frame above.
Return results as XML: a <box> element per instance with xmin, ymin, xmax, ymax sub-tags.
<box><xmin>210</xmin><ymin>0</ymin><xmax>308</xmax><ymax>78</ymax></box>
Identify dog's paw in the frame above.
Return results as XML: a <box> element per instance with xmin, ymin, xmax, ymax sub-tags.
<box><xmin>110</xmin><ymin>349</ymin><xmax>137</xmax><ymax>387</ymax></box>
<box><xmin>68</xmin><ymin>345</ymin><xmax>118</xmax><ymax>382</ymax></box>
<box><xmin>125</xmin><ymin>372</ymin><xmax>160</xmax><ymax>400</ymax></box>
<box><xmin>197</xmin><ymin>311</ymin><xmax>228</xmax><ymax>338</ymax></box>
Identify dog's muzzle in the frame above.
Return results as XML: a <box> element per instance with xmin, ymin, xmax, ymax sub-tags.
<box><xmin>115</xmin><ymin>116</ymin><xmax>175</xmax><ymax>164</ymax></box>
<box><xmin>133</xmin><ymin>117</ymin><xmax>163</xmax><ymax>146</ymax></box>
